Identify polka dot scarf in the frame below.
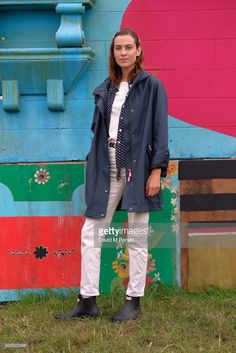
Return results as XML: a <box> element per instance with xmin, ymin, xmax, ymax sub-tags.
<box><xmin>105</xmin><ymin>82</ymin><xmax>131</xmax><ymax>181</ymax></box>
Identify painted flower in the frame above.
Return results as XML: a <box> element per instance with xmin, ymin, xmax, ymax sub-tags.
<box><xmin>34</xmin><ymin>168</ymin><xmax>50</xmax><ymax>185</ymax></box>
<box><xmin>122</xmin><ymin>278</ymin><xmax>129</xmax><ymax>286</ymax></box>
<box><xmin>171</xmin><ymin>197</ymin><xmax>177</xmax><ymax>207</ymax></box>
<box><xmin>147</xmin><ymin>254</ymin><xmax>156</xmax><ymax>274</ymax></box>
<box><xmin>161</xmin><ymin>177</ymin><xmax>172</xmax><ymax>190</ymax></box>
<box><xmin>167</xmin><ymin>161</ymin><xmax>178</xmax><ymax>176</ymax></box>
<box><xmin>171</xmin><ymin>186</ymin><xmax>178</xmax><ymax>195</ymax></box>
<box><xmin>171</xmin><ymin>214</ymin><xmax>177</xmax><ymax>222</ymax></box>
<box><xmin>33</xmin><ymin>246</ymin><xmax>48</xmax><ymax>259</ymax></box>
<box><xmin>171</xmin><ymin>223</ymin><xmax>180</xmax><ymax>233</ymax></box>
<box><xmin>152</xmin><ymin>272</ymin><xmax>161</xmax><ymax>282</ymax></box>
<box><xmin>112</xmin><ymin>247</ymin><xmax>129</xmax><ymax>279</ymax></box>
<box><xmin>117</xmin><ymin>250</ymin><xmax>124</xmax><ymax>259</ymax></box>
<box><xmin>112</xmin><ymin>248</ymin><xmax>157</xmax><ymax>280</ymax></box>
<box><xmin>146</xmin><ymin>276</ymin><xmax>153</xmax><ymax>284</ymax></box>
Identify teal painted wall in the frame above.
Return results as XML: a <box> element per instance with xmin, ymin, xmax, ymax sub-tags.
<box><xmin>0</xmin><ymin>0</ymin><xmax>130</xmax><ymax>162</ymax></box>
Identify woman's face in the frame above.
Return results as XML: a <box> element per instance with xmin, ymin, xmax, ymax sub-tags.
<box><xmin>113</xmin><ymin>34</ymin><xmax>141</xmax><ymax>72</ymax></box>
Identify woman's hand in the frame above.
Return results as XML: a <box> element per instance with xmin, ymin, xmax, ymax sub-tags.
<box><xmin>145</xmin><ymin>168</ymin><xmax>161</xmax><ymax>197</ymax></box>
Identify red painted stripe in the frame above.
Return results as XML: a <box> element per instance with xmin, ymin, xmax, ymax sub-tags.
<box><xmin>215</xmin><ymin>40</ymin><xmax>236</xmax><ymax>68</ymax></box>
<box><xmin>0</xmin><ymin>216</ymin><xmax>85</xmax><ymax>289</ymax></box>
<box><xmin>125</xmin><ymin>0</ymin><xmax>236</xmax><ymax>11</ymax></box>
<box><xmin>123</xmin><ymin>11</ymin><xmax>236</xmax><ymax>40</ymax></box>
<box><xmin>168</xmin><ymin>97</ymin><xmax>236</xmax><ymax>131</ymax></box>
<box><xmin>151</xmin><ymin>69</ymin><xmax>236</xmax><ymax>98</ymax></box>
<box><xmin>143</xmin><ymin>40</ymin><xmax>236</xmax><ymax>70</ymax></box>
<box><xmin>143</xmin><ymin>40</ymin><xmax>214</xmax><ymax>70</ymax></box>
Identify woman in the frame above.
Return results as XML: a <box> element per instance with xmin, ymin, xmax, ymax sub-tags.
<box><xmin>55</xmin><ymin>28</ymin><xmax>169</xmax><ymax>322</ymax></box>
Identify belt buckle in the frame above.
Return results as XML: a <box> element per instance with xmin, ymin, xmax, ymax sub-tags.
<box><xmin>109</xmin><ymin>141</ymin><xmax>116</xmax><ymax>148</ymax></box>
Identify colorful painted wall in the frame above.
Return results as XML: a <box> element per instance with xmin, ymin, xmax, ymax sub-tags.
<box><xmin>0</xmin><ymin>0</ymin><xmax>236</xmax><ymax>300</ymax></box>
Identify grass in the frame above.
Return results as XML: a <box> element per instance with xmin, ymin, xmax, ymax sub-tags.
<box><xmin>0</xmin><ymin>284</ymin><xmax>235</xmax><ymax>353</ymax></box>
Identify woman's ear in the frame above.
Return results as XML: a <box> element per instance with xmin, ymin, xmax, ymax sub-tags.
<box><xmin>136</xmin><ymin>47</ymin><xmax>141</xmax><ymax>57</ymax></box>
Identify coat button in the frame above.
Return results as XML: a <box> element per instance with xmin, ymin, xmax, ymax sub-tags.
<box><xmin>105</xmin><ymin>190</ymin><xmax>108</xmax><ymax>193</ymax></box>
<box><xmin>133</xmin><ymin>159</ymin><xmax>136</xmax><ymax>163</ymax></box>
<box><xmin>129</xmin><ymin>207</ymin><xmax>133</xmax><ymax>211</ymax></box>
<box><xmin>131</xmin><ymin>109</ymin><xmax>134</xmax><ymax>113</ymax></box>
<box><xmin>101</xmin><ymin>213</ymin><xmax>104</xmax><ymax>216</ymax></box>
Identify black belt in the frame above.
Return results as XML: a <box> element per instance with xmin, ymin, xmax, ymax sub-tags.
<box><xmin>108</xmin><ymin>142</ymin><xmax>116</xmax><ymax>148</ymax></box>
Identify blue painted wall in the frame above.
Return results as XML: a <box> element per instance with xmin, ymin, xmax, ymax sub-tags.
<box><xmin>0</xmin><ymin>0</ymin><xmax>130</xmax><ymax>162</ymax></box>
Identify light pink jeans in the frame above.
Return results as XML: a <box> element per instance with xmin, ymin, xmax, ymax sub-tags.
<box><xmin>80</xmin><ymin>146</ymin><xmax>149</xmax><ymax>297</ymax></box>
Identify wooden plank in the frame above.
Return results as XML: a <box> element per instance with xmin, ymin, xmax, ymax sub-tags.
<box><xmin>188</xmin><ymin>235</ymin><xmax>236</xmax><ymax>290</ymax></box>
<box><xmin>180</xmin><ymin>179</ymin><xmax>236</xmax><ymax>195</ymax></box>
<box><xmin>179</xmin><ymin>160</ymin><xmax>236</xmax><ymax>180</ymax></box>
<box><xmin>180</xmin><ymin>224</ymin><xmax>189</xmax><ymax>289</ymax></box>
<box><xmin>181</xmin><ymin>194</ymin><xmax>236</xmax><ymax>211</ymax></box>
<box><xmin>181</xmin><ymin>210</ymin><xmax>236</xmax><ymax>222</ymax></box>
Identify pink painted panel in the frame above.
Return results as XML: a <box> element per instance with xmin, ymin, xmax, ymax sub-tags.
<box><xmin>126</xmin><ymin>0</ymin><xmax>236</xmax><ymax>11</ymax></box>
<box><xmin>215</xmin><ymin>40</ymin><xmax>236</xmax><ymax>68</ymax></box>
<box><xmin>152</xmin><ymin>69</ymin><xmax>236</xmax><ymax>98</ymax></box>
<box><xmin>143</xmin><ymin>40</ymin><xmax>214</xmax><ymax>69</ymax></box>
<box><xmin>122</xmin><ymin>1</ymin><xmax>236</xmax><ymax>137</ymax></box>
<box><xmin>169</xmin><ymin>97</ymin><xmax>236</xmax><ymax>130</ymax></box>
<box><xmin>123</xmin><ymin>11</ymin><xmax>236</xmax><ymax>40</ymax></box>
<box><xmin>144</xmin><ymin>39</ymin><xmax>236</xmax><ymax>70</ymax></box>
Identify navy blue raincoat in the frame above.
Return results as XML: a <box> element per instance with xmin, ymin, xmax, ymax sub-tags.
<box><xmin>84</xmin><ymin>70</ymin><xmax>169</xmax><ymax>219</ymax></box>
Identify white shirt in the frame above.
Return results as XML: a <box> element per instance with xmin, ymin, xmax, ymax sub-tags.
<box><xmin>109</xmin><ymin>81</ymin><xmax>129</xmax><ymax>140</ymax></box>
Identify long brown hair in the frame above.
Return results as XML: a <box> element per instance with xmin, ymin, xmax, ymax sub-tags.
<box><xmin>109</xmin><ymin>28</ymin><xmax>144</xmax><ymax>86</ymax></box>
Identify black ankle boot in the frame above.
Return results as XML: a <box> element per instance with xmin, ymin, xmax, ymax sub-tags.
<box><xmin>111</xmin><ymin>296</ymin><xmax>141</xmax><ymax>322</ymax></box>
<box><xmin>55</xmin><ymin>294</ymin><xmax>100</xmax><ymax>320</ymax></box>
